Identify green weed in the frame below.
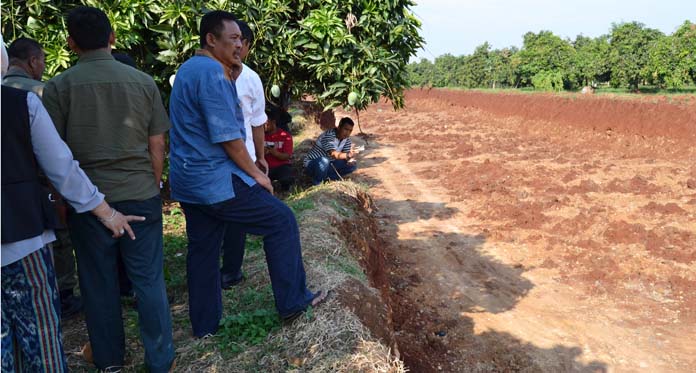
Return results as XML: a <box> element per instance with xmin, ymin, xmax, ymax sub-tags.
<box><xmin>328</xmin><ymin>256</ymin><xmax>366</xmax><ymax>281</ymax></box>
<box><xmin>287</xmin><ymin>198</ymin><xmax>315</xmax><ymax>215</ymax></box>
<box><xmin>246</xmin><ymin>236</ymin><xmax>263</xmax><ymax>253</ymax></box>
<box><xmin>217</xmin><ymin>287</ymin><xmax>281</xmax><ymax>353</ymax></box>
<box><xmin>163</xmin><ymin>233</ymin><xmax>188</xmax><ymax>290</ymax></box>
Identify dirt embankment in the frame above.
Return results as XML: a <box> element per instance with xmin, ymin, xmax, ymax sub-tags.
<box><xmin>407</xmin><ymin>89</ymin><xmax>696</xmax><ymax>145</ymax></box>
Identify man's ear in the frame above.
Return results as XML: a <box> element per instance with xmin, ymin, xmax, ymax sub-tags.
<box><xmin>205</xmin><ymin>32</ymin><xmax>217</xmax><ymax>48</ymax></box>
<box><xmin>109</xmin><ymin>32</ymin><xmax>116</xmax><ymax>47</ymax></box>
<box><xmin>28</xmin><ymin>55</ymin><xmax>39</xmax><ymax>71</ymax></box>
<box><xmin>67</xmin><ymin>36</ymin><xmax>78</xmax><ymax>53</ymax></box>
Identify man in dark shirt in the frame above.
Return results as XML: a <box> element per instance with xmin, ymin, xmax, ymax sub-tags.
<box><xmin>42</xmin><ymin>7</ymin><xmax>174</xmax><ymax>372</ymax></box>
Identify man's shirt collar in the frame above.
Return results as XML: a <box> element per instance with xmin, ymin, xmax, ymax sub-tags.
<box><xmin>77</xmin><ymin>49</ymin><xmax>114</xmax><ymax>64</ymax></box>
<box><xmin>194</xmin><ymin>49</ymin><xmax>233</xmax><ymax>81</ymax></box>
<box><xmin>4</xmin><ymin>66</ymin><xmax>33</xmax><ymax>80</ymax></box>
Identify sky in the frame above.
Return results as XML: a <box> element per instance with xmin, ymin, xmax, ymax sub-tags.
<box><xmin>411</xmin><ymin>0</ymin><xmax>696</xmax><ymax>61</ymax></box>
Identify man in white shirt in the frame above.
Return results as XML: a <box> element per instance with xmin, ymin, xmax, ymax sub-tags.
<box><xmin>221</xmin><ymin>19</ymin><xmax>269</xmax><ymax>289</ymax></box>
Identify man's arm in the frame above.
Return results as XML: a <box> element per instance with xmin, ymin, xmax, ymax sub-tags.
<box><xmin>147</xmin><ymin>81</ymin><xmax>171</xmax><ymax>188</ymax></box>
<box><xmin>329</xmin><ymin>150</ymin><xmax>352</xmax><ymax>160</ymax></box>
<box><xmin>148</xmin><ymin>133</ymin><xmax>166</xmax><ymax>187</ymax></box>
<box><xmin>252</xmin><ymin>125</ymin><xmax>268</xmax><ymax>173</ymax></box>
<box><xmin>267</xmin><ymin>147</ymin><xmax>291</xmax><ymax>161</ymax></box>
<box><xmin>250</xmin><ymin>72</ymin><xmax>268</xmax><ymax>172</ymax></box>
<box><xmin>329</xmin><ymin>138</ymin><xmax>356</xmax><ymax>160</ymax></box>
<box><xmin>221</xmin><ymin>139</ymin><xmax>273</xmax><ymax>193</ymax></box>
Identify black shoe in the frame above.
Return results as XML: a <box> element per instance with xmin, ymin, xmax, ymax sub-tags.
<box><xmin>60</xmin><ymin>293</ymin><xmax>83</xmax><ymax>320</ymax></box>
<box><xmin>221</xmin><ymin>273</ymin><xmax>244</xmax><ymax>290</ymax></box>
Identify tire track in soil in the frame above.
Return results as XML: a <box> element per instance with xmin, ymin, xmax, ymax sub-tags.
<box><xmin>348</xmin><ymin>90</ymin><xmax>696</xmax><ymax>372</ymax></box>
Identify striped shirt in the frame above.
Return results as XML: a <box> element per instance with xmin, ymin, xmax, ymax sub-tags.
<box><xmin>303</xmin><ymin>128</ymin><xmax>352</xmax><ymax>167</ymax></box>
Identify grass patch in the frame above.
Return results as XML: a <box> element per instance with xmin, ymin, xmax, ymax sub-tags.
<box><xmin>217</xmin><ymin>287</ymin><xmax>281</xmax><ymax>354</ymax></box>
<box><xmin>286</xmin><ymin>197</ymin><xmax>315</xmax><ymax>216</ymax></box>
<box><xmin>326</xmin><ymin>256</ymin><xmax>367</xmax><ymax>282</ymax></box>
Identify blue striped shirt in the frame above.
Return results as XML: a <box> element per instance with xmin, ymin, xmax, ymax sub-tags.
<box><xmin>303</xmin><ymin>129</ymin><xmax>352</xmax><ymax>167</ymax></box>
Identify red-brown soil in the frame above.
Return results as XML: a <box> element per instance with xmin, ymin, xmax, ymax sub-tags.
<box><xmin>345</xmin><ymin>89</ymin><xmax>696</xmax><ymax>372</ymax></box>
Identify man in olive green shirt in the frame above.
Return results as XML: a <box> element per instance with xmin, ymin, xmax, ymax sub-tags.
<box><xmin>2</xmin><ymin>36</ymin><xmax>84</xmax><ymax>320</ymax></box>
<box><xmin>42</xmin><ymin>6</ymin><xmax>174</xmax><ymax>373</ymax></box>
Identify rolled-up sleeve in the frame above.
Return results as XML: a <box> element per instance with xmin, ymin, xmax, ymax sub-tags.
<box><xmin>249</xmin><ymin>74</ymin><xmax>267</xmax><ymax>127</ymax></box>
<box><xmin>200</xmin><ymin>71</ymin><xmax>244</xmax><ymax>144</ymax></box>
<box><xmin>27</xmin><ymin>93</ymin><xmax>104</xmax><ymax>213</ymax></box>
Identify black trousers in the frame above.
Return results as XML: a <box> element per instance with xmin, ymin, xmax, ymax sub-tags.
<box><xmin>268</xmin><ymin>164</ymin><xmax>294</xmax><ymax>191</ymax></box>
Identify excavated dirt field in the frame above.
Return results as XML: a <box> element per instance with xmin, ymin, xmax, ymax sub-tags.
<box><xmin>346</xmin><ymin>89</ymin><xmax>696</xmax><ymax>372</ymax></box>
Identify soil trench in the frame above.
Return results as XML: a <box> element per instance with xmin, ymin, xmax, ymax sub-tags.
<box><xmin>346</xmin><ymin>89</ymin><xmax>696</xmax><ymax>372</ymax></box>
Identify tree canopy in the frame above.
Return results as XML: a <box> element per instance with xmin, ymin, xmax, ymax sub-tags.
<box><xmin>608</xmin><ymin>21</ymin><xmax>664</xmax><ymax>90</ymax></box>
<box><xmin>1</xmin><ymin>0</ymin><xmax>424</xmax><ymax>110</ymax></box>
<box><xmin>647</xmin><ymin>21</ymin><xmax>696</xmax><ymax>89</ymax></box>
<box><xmin>407</xmin><ymin>20</ymin><xmax>695</xmax><ymax>91</ymax></box>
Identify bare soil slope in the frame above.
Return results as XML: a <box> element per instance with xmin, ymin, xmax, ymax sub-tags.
<box><xmin>349</xmin><ymin>89</ymin><xmax>696</xmax><ymax>372</ymax></box>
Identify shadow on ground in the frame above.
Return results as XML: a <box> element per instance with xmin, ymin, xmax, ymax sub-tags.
<box><xmin>348</xmin><ymin>180</ymin><xmax>607</xmax><ymax>372</ymax></box>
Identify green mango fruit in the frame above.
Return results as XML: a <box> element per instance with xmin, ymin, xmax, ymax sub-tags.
<box><xmin>348</xmin><ymin>91</ymin><xmax>358</xmax><ymax>106</ymax></box>
<box><xmin>271</xmin><ymin>84</ymin><xmax>281</xmax><ymax>98</ymax></box>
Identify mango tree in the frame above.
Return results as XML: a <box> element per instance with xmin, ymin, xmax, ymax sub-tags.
<box><xmin>647</xmin><ymin>21</ymin><xmax>696</xmax><ymax>89</ymax></box>
<box><xmin>608</xmin><ymin>21</ymin><xmax>664</xmax><ymax>90</ymax></box>
<box><xmin>2</xmin><ymin>0</ymin><xmax>423</xmax><ymax>114</ymax></box>
<box><xmin>232</xmin><ymin>0</ymin><xmax>424</xmax><ymax>115</ymax></box>
<box><xmin>516</xmin><ymin>30</ymin><xmax>576</xmax><ymax>89</ymax></box>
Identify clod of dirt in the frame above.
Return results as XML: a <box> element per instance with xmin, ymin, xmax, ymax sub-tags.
<box><xmin>687</xmin><ymin>178</ymin><xmax>696</xmax><ymax>189</ymax></box>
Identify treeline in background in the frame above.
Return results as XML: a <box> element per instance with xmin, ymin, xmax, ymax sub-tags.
<box><xmin>408</xmin><ymin>21</ymin><xmax>696</xmax><ymax>92</ymax></box>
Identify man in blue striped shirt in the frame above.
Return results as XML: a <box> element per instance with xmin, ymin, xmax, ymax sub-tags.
<box><xmin>304</xmin><ymin>117</ymin><xmax>358</xmax><ymax>185</ymax></box>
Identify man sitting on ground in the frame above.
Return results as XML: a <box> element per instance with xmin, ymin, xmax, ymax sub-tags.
<box><xmin>264</xmin><ymin>108</ymin><xmax>294</xmax><ymax>191</ymax></box>
<box><xmin>303</xmin><ymin>117</ymin><xmax>359</xmax><ymax>185</ymax></box>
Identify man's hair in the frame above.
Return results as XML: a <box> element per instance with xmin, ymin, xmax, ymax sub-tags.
<box><xmin>67</xmin><ymin>6</ymin><xmax>112</xmax><ymax>50</ymax></box>
<box><xmin>200</xmin><ymin>10</ymin><xmax>237</xmax><ymax>47</ymax></box>
<box><xmin>237</xmin><ymin>20</ymin><xmax>254</xmax><ymax>46</ymax></box>
<box><xmin>7</xmin><ymin>37</ymin><xmax>43</xmax><ymax>62</ymax></box>
<box><xmin>266</xmin><ymin>107</ymin><xmax>280</xmax><ymax>123</ymax></box>
<box><xmin>338</xmin><ymin>117</ymin><xmax>355</xmax><ymax>128</ymax></box>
